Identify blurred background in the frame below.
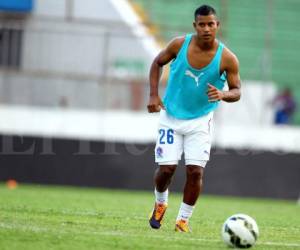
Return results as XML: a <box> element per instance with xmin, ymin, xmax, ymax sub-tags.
<box><xmin>0</xmin><ymin>0</ymin><xmax>299</xmax><ymax>200</ymax></box>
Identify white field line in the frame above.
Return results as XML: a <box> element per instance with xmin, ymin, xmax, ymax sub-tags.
<box><xmin>0</xmin><ymin>222</ymin><xmax>299</xmax><ymax>248</ymax></box>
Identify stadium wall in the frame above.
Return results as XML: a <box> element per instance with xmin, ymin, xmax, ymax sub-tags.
<box><xmin>0</xmin><ymin>134</ymin><xmax>299</xmax><ymax>200</ymax></box>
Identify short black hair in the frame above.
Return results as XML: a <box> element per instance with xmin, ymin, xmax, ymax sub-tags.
<box><xmin>194</xmin><ymin>5</ymin><xmax>216</xmax><ymax>19</ymax></box>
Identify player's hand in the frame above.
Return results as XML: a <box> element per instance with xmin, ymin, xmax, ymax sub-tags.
<box><xmin>207</xmin><ymin>83</ymin><xmax>224</xmax><ymax>102</ymax></box>
<box><xmin>147</xmin><ymin>95</ymin><xmax>165</xmax><ymax>113</ymax></box>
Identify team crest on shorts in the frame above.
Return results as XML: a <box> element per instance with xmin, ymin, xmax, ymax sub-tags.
<box><xmin>204</xmin><ymin>150</ymin><xmax>210</xmax><ymax>156</ymax></box>
<box><xmin>156</xmin><ymin>147</ymin><xmax>163</xmax><ymax>158</ymax></box>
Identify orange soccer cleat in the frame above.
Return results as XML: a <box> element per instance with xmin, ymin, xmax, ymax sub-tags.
<box><xmin>175</xmin><ymin>219</ymin><xmax>191</xmax><ymax>232</ymax></box>
<box><xmin>149</xmin><ymin>203</ymin><xmax>168</xmax><ymax>229</ymax></box>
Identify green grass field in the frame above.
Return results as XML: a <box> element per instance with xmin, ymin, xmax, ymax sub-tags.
<box><xmin>0</xmin><ymin>184</ymin><xmax>299</xmax><ymax>250</ymax></box>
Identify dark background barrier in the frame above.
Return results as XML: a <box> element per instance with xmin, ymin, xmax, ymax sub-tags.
<box><xmin>0</xmin><ymin>135</ymin><xmax>299</xmax><ymax>199</ymax></box>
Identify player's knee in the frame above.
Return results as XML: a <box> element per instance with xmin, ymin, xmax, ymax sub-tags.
<box><xmin>159</xmin><ymin>165</ymin><xmax>176</xmax><ymax>178</ymax></box>
<box><xmin>186</xmin><ymin>165</ymin><xmax>204</xmax><ymax>182</ymax></box>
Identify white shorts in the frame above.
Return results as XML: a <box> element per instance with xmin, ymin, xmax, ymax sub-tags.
<box><xmin>155</xmin><ymin>110</ymin><xmax>213</xmax><ymax>167</ymax></box>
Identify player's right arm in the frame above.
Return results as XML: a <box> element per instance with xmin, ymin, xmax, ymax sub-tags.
<box><xmin>147</xmin><ymin>37</ymin><xmax>184</xmax><ymax>113</ymax></box>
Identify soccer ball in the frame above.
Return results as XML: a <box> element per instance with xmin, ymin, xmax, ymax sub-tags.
<box><xmin>221</xmin><ymin>214</ymin><xmax>259</xmax><ymax>248</ymax></box>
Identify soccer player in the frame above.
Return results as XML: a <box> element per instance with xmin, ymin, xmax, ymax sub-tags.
<box><xmin>147</xmin><ymin>5</ymin><xmax>241</xmax><ymax>232</ymax></box>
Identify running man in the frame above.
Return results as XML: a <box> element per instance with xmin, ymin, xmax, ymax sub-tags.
<box><xmin>148</xmin><ymin>5</ymin><xmax>241</xmax><ymax>232</ymax></box>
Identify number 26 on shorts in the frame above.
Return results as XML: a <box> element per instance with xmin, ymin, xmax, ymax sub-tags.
<box><xmin>159</xmin><ymin>129</ymin><xmax>174</xmax><ymax>144</ymax></box>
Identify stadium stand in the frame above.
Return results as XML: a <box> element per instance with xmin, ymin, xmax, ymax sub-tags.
<box><xmin>131</xmin><ymin>0</ymin><xmax>300</xmax><ymax>124</ymax></box>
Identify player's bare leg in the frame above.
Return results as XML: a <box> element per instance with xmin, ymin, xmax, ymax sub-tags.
<box><xmin>155</xmin><ymin>165</ymin><xmax>176</xmax><ymax>192</ymax></box>
<box><xmin>149</xmin><ymin>165</ymin><xmax>176</xmax><ymax>229</ymax></box>
<box><xmin>183</xmin><ymin>165</ymin><xmax>204</xmax><ymax>205</ymax></box>
<box><xmin>175</xmin><ymin>165</ymin><xmax>204</xmax><ymax>232</ymax></box>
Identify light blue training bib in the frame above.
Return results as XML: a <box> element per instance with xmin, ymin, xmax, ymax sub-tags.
<box><xmin>163</xmin><ymin>33</ymin><xmax>226</xmax><ymax>119</ymax></box>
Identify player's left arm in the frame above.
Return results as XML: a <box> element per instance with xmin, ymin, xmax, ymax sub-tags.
<box><xmin>208</xmin><ymin>48</ymin><xmax>241</xmax><ymax>103</ymax></box>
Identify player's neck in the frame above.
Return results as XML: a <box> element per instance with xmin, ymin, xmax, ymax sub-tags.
<box><xmin>194</xmin><ymin>36</ymin><xmax>217</xmax><ymax>51</ymax></box>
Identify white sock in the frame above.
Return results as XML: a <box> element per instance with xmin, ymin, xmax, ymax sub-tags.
<box><xmin>176</xmin><ymin>202</ymin><xmax>194</xmax><ymax>221</ymax></box>
<box><xmin>155</xmin><ymin>188</ymin><xmax>168</xmax><ymax>204</ymax></box>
